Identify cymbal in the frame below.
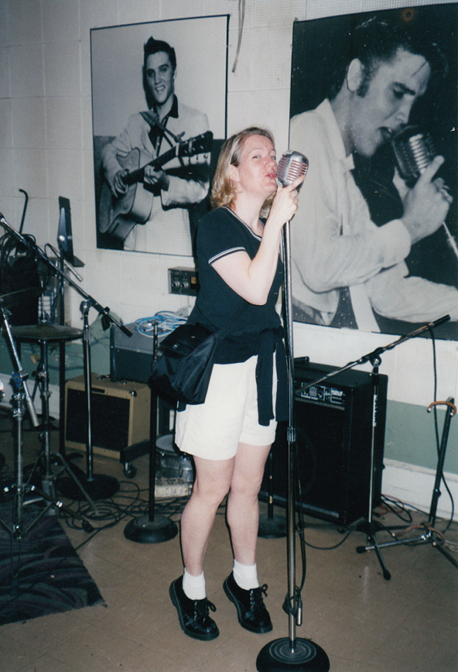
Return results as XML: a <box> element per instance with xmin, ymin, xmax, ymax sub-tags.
<box><xmin>0</xmin><ymin>287</ymin><xmax>43</xmax><ymax>309</ymax></box>
<box><xmin>11</xmin><ymin>324</ymin><xmax>84</xmax><ymax>342</ymax></box>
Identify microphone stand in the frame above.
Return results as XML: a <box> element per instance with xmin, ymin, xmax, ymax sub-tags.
<box><xmin>0</xmin><ymin>213</ymin><xmax>132</xmax><ymax>501</ymax></box>
<box><xmin>123</xmin><ymin>322</ymin><xmax>178</xmax><ymax>543</ymax></box>
<box><xmin>257</xmin><ymin>220</ymin><xmax>330</xmax><ymax>672</ymax></box>
<box><xmin>295</xmin><ymin>314</ymin><xmax>451</xmax><ymax>582</ymax></box>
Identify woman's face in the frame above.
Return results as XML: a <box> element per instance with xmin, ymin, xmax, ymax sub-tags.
<box><xmin>230</xmin><ymin>134</ymin><xmax>277</xmax><ymax>200</ymax></box>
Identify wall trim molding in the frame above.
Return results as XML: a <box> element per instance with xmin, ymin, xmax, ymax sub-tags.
<box><xmin>382</xmin><ymin>458</ymin><xmax>458</xmax><ymax>522</ymax></box>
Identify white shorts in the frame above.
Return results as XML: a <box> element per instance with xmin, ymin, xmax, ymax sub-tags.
<box><xmin>175</xmin><ymin>355</ymin><xmax>277</xmax><ymax>461</ymax></box>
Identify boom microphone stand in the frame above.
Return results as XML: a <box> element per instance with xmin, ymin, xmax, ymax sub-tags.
<box><xmin>295</xmin><ymin>314</ymin><xmax>451</xmax><ymax>582</ymax></box>
<box><xmin>257</xmin><ymin>219</ymin><xmax>330</xmax><ymax>672</ymax></box>
<box><xmin>0</xmin><ymin>213</ymin><xmax>132</xmax><ymax>501</ymax></box>
<box><xmin>123</xmin><ymin>322</ymin><xmax>178</xmax><ymax>543</ymax></box>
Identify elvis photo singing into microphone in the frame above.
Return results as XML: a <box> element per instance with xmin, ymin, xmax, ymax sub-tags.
<box><xmin>289</xmin><ymin>7</ymin><xmax>458</xmax><ymax>339</ymax></box>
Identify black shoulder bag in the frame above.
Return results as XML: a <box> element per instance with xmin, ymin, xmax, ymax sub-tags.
<box><xmin>150</xmin><ymin>303</ymin><xmax>247</xmax><ymax>405</ymax></box>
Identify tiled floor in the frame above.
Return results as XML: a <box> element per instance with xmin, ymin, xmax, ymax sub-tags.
<box><xmin>0</xmin><ymin>415</ymin><xmax>457</xmax><ymax>672</ymax></box>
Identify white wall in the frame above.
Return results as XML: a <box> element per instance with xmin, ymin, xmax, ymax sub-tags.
<box><xmin>0</xmin><ymin>0</ymin><xmax>457</xmax><ymax>497</ymax></box>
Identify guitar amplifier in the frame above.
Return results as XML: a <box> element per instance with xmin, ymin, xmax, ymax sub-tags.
<box><xmin>261</xmin><ymin>359</ymin><xmax>388</xmax><ymax>526</ymax></box>
<box><xmin>65</xmin><ymin>374</ymin><xmax>151</xmax><ymax>459</ymax></box>
<box><xmin>110</xmin><ymin>323</ymin><xmax>160</xmax><ymax>384</ymax></box>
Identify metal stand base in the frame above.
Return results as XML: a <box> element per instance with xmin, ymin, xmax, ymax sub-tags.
<box><xmin>124</xmin><ymin>513</ymin><xmax>178</xmax><ymax>543</ymax></box>
<box><xmin>258</xmin><ymin>512</ymin><xmax>287</xmax><ymax>539</ymax></box>
<box><xmin>257</xmin><ymin>638</ymin><xmax>330</xmax><ymax>672</ymax></box>
<box><xmin>361</xmin><ymin>524</ymin><xmax>458</xmax><ymax>570</ymax></box>
<box><xmin>357</xmin><ymin>399</ymin><xmax>457</xmax><ymax>576</ymax></box>
<box><xmin>356</xmin><ymin>519</ymin><xmax>392</xmax><ymax>581</ymax></box>
<box><xmin>58</xmin><ymin>470</ymin><xmax>119</xmax><ymax>501</ymax></box>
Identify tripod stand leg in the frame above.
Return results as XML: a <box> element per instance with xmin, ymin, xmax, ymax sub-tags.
<box><xmin>51</xmin><ymin>452</ymin><xmax>99</xmax><ymax>512</ymax></box>
<box><xmin>21</xmin><ymin>485</ymin><xmax>94</xmax><ymax>536</ymax></box>
<box><xmin>356</xmin><ymin>523</ymin><xmax>392</xmax><ymax>580</ymax></box>
<box><xmin>369</xmin><ymin>534</ymin><xmax>391</xmax><ymax>580</ymax></box>
<box><xmin>434</xmin><ymin>542</ymin><xmax>458</xmax><ymax>569</ymax></box>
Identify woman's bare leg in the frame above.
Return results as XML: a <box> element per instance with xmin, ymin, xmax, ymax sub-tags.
<box><xmin>226</xmin><ymin>442</ymin><xmax>271</xmax><ymax>565</ymax></box>
<box><xmin>181</xmin><ymin>455</ymin><xmax>235</xmax><ymax>576</ymax></box>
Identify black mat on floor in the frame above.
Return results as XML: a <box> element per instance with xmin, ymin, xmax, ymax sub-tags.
<box><xmin>0</xmin><ymin>504</ymin><xmax>104</xmax><ymax>626</ymax></box>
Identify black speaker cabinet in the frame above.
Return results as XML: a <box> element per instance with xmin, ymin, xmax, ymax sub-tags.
<box><xmin>65</xmin><ymin>374</ymin><xmax>151</xmax><ymax>459</ymax></box>
<box><xmin>261</xmin><ymin>358</ymin><xmax>388</xmax><ymax>527</ymax></box>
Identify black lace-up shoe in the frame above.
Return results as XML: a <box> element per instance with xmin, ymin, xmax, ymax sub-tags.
<box><xmin>169</xmin><ymin>577</ymin><xmax>219</xmax><ymax>641</ymax></box>
<box><xmin>223</xmin><ymin>572</ymin><xmax>273</xmax><ymax>633</ymax></box>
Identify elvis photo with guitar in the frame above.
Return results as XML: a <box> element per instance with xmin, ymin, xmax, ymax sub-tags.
<box><xmin>91</xmin><ymin>17</ymin><xmax>228</xmax><ymax>256</ymax></box>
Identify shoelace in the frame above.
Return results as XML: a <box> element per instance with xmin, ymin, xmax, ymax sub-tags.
<box><xmin>194</xmin><ymin>598</ymin><xmax>217</xmax><ymax>620</ymax></box>
<box><xmin>249</xmin><ymin>584</ymin><xmax>268</xmax><ymax>612</ymax></box>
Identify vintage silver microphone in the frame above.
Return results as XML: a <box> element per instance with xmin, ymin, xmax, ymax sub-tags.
<box><xmin>257</xmin><ymin>152</ymin><xmax>330</xmax><ymax>672</ymax></box>
<box><xmin>391</xmin><ymin>126</ymin><xmax>458</xmax><ymax>258</ymax></box>
<box><xmin>277</xmin><ymin>150</ymin><xmax>309</xmax><ymax>190</ymax></box>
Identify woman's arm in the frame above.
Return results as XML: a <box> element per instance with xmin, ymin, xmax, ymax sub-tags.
<box><xmin>212</xmin><ymin>178</ymin><xmax>303</xmax><ymax>304</ymax></box>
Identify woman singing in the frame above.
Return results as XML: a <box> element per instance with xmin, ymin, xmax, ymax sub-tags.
<box><xmin>170</xmin><ymin>127</ymin><xmax>303</xmax><ymax>640</ymax></box>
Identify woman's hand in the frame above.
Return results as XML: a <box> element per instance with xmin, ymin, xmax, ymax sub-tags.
<box><xmin>212</xmin><ymin>174</ymin><xmax>305</xmax><ymax>305</ymax></box>
<box><xmin>267</xmin><ymin>175</ymin><xmax>305</xmax><ymax>230</ymax></box>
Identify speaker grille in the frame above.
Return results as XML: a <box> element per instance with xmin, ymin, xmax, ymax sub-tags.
<box><xmin>261</xmin><ymin>359</ymin><xmax>387</xmax><ymax>526</ymax></box>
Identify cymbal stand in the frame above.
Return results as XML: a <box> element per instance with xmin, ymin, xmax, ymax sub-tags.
<box><xmin>360</xmin><ymin>398</ymin><xmax>457</xmax><ymax>570</ymax></box>
<box><xmin>0</xmin><ymin>308</ymin><xmax>93</xmax><ymax>540</ymax></box>
<box><xmin>0</xmin><ymin>213</ymin><xmax>133</xmax><ymax>501</ymax></box>
<box><xmin>24</xmin><ymin>331</ymin><xmax>99</xmax><ymax>514</ymax></box>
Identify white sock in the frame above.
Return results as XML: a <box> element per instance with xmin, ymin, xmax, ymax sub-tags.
<box><xmin>233</xmin><ymin>559</ymin><xmax>259</xmax><ymax>590</ymax></box>
<box><xmin>182</xmin><ymin>568</ymin><xmax>206</xmax><ymax>600</ymax></box>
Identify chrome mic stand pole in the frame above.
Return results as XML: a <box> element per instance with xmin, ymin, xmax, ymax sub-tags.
<box><xmin>58</xmin><ymin>299</ymin><xmax>119</xmax><ymax>501</ymax></box>
<box><xmin>124</xmin><ymin>322</ymin><xmax>178</xmax><ymax>543</ymax></box>
<box><xmin>256</xmin><ymin>221</ymin><xmax>330</xmax><ymax>672</ymax></box>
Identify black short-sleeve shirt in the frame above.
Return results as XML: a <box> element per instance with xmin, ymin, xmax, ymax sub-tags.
<box><xmin>190</xmin><ymin>207</ymin><xmax>283</xmax><ymax>345</ymax></box>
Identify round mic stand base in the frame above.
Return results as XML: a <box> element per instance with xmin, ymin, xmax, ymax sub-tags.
<box><xmin>124</xmin><ymin>513</ymin><xmax>178</xmax><ymax>544</ymax></box>
<box><xmin>258</xmin><ymin>513</ymin><xmax>287</xmax><ymax>539</ymax></box>
<box><xmin>256</xmin><ymin>638</ymin><xmax>330</xmax><ymax>672</ymax></box>
<box><xmin>256</xmin><ymin>220</ymin><xmax>329</xmax><ymax>672</ymax></box>
<box><xmin>58</xmin><ymin>470</ymin><xmax>119</xmax><ymax>502</ymax></box>
<box><xmin>123</xmin><ymin>381</ymin><xmax>178</xmax><ymax>545</ymax></box>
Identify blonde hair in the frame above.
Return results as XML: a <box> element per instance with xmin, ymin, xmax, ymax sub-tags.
<box><xmin>210</xmin><ymin>127</ymin><xmax>276</xmax><ymax>216</ymax></box>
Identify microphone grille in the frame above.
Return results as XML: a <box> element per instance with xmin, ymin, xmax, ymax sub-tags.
<box><xmin>277</xmin><ymin>151</ymin><xmax>309</xmax><ymax>187</ymax></box>
<box><xmin>391</xmin><ymin>125</ymin><xmax>435</xmax><ymax>183</ymax></box>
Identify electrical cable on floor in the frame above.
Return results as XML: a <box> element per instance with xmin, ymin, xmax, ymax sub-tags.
<box><xmin>380</xmin><ymin>495</ymin><xmax>415</xmax><ymax>524</ymax></box>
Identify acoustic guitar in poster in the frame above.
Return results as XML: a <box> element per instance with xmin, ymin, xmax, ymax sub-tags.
<box><xmin>98</xmin><ymin>130</ymin><xmax>213</xmax><ymax>241</ymax></box>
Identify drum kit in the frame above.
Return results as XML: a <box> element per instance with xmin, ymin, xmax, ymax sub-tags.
<box><xmin>0</xmin><ymin>288</ymin><xmax>97</xmax><ymax>539</ymax></box>
<box><xmin>0</xmin><ymin>211</ymin><xmax>130</xmax><ymax>541</ymax></box>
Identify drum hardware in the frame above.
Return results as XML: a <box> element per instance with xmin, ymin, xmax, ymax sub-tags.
<box><xmin>10</xmin><ymin>322</ymin><xmax>100</xmax><ymax>519</ymax></box>
<box><xmin>0</xmin><ymin>213</ymin><xmax>132</xmax><ymax>501</ymax></box>
<box><xmin>0</xmin><ymin>303</ymin><xmax>94</xmax><ymax>539</ymax></box>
